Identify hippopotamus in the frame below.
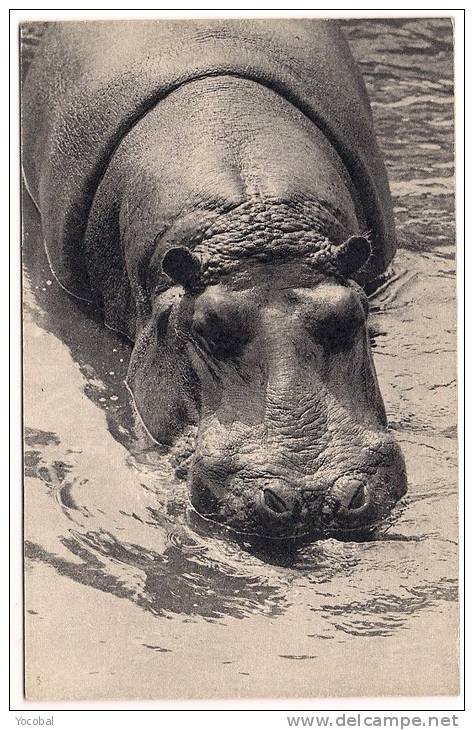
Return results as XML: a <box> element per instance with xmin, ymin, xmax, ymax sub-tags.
<box><xmin>22</xmin><ymin>19</ymin><xmax>407</xmax><ymax>539</ymax></box>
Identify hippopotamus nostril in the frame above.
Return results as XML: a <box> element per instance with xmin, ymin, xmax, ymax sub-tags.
<box><xmin>348</xmin><ymin>484</ymin><xmax>366</xmax><ymax>510</ymax></box>
<box><xmin>322</xmin><ymin>480</ymin><xmax>373</xmax><ymax>527</ymax></box>
<box><xmin>258</xmin><ymin>486</ymin><xmax>297</xmax><ymax>522</ymax></box>
<box><xmin>263</xmin><ymin>488</ymin><xmax>290</xmax><ymax>515</ymax></box>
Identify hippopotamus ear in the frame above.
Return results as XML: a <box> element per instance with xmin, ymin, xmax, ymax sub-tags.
<box><xmin>161</xmin><ymin>247</ymin><xmax>202</xmax><ymax>289</ymax></box>
<box><xmin>333</xmin><ymin>235</ymin><xmax>371</xmax><ymax>277</ymax></box>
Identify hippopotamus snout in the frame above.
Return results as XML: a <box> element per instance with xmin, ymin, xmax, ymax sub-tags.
<box><xmin>190</xmin><ymin>476</ymin><xmax>374</xmax><ymax>538</ymax></box>
<box><xmin>188</xmin><ymin>429</ymin><xmax>406</xmax><ymax>539</ymax></box>
<box><xmin>190</xmin><ymin>476</ymin><xmax>304</xmax><ymax>537</ymax></box>
<box><xmin>259</xmin><ymin>481</ymin><xmax>374</xmax><ymax>527</ymax></box>
<box><xmin>258</xmin><ymin>483</ymin><xmax>375</xmax><ymax>534</ymax></box>
<box><xmin>189</xmin><ymin>416</ymin><xmax>407</xmax><ymax>538</ymax></box>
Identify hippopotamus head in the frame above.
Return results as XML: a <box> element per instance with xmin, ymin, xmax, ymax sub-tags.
<box><xmin>127</xmin><ymin>230</ymin><xmax>406</xmax><ymax>540</ymax></box>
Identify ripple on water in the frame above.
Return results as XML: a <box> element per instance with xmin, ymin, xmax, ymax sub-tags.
<box><xmin>22</xmin><ymin>18</ymin><xmax>457</xmax><ymax>698</ymax></box>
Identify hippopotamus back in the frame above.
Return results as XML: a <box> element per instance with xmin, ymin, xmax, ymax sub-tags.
<box><xmin>22</xmin><ymin>19</ymin><xmax>395</xmax><ymax>301</ymax></box>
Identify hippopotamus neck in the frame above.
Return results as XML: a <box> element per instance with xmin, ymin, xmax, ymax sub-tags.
<box><xmin>177</xmin><ymin>197</ymin><xmax>352</xmax><ymax>285</ymax></box>
<box><xmin>85</xmin><ymin>75</ymin><xmax>364</xmax><ymax>337</ymax></box>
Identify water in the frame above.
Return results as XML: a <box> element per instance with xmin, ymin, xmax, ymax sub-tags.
<box><xmin>22</xmin><ymin>19</ymin><xmax>458</xmax><ymax>699</ymax></box>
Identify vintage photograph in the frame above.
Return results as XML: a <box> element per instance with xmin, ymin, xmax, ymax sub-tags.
<box><xmin>20</xmin><ymin>16</ymin><xmax>458</xmax><ymax>701</ymax></box>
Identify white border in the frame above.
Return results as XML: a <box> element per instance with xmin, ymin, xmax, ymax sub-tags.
<box><xmin>7</xmin><ymin>2</ymin><xmax>467</xmax><ymax>721</ymax></box>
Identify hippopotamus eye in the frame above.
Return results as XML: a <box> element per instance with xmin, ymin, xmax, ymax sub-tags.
<box><xmin>316</xmin><ymin>311</ymin><xmax>364</xmax><ymax>352</ymax></box>
<box><xmin>191</xmin><ymin>308</ymin><xmax>251</xmax><ymax>360</ymax></box>
<box><xmin>306</xmin><ymin>288</ymin><xmax>367</xmax><ymax>353</ymax></box>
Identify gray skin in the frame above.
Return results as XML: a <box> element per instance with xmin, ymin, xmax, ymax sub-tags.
<box><xmin>84</xmin><ymin>76</ymin><xmax>406</xmax><ymax>537</ymax></box>
<box><xmin>22</xmin><ymin>21</ymin><xmax>407</xmax><ymax>539</ymax></box>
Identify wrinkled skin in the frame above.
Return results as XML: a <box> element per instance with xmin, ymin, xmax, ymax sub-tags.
<box><xmin>23</xmin><ymin>35</ymin><xmax>407</xmax><ymax>538</ymax></box>
<box><xmin>103</xmin><ymin>76</ymin><xmax>407</xmax><ymax>539</ymax></box>
<box><xmin>128</xmin><ymin>253</ymin><xmax>406</xmax><ymax>539</ymax></box>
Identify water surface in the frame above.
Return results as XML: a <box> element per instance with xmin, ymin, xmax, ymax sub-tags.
<box><xmin>22</xmin><ymin>18</ymin><xmax>457</xmax><ymax>699</ymax></box>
